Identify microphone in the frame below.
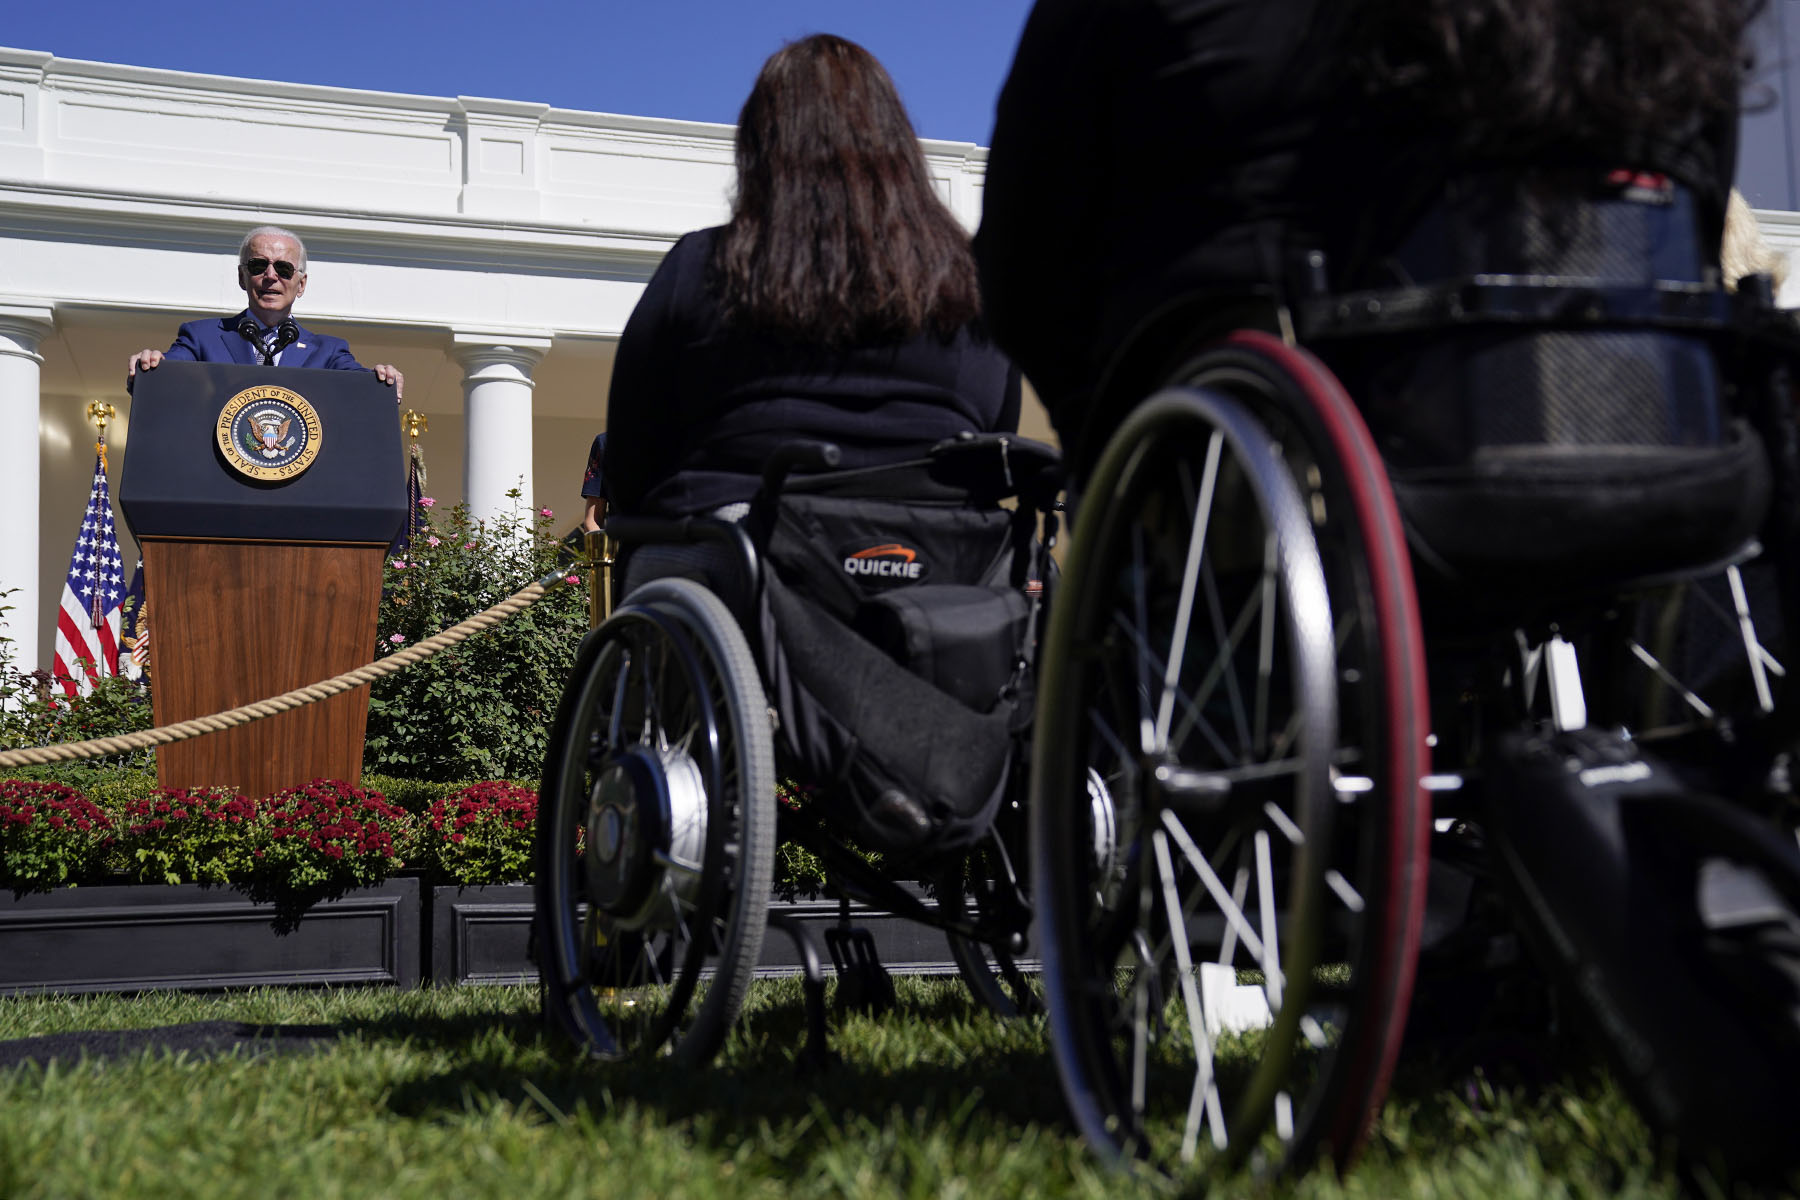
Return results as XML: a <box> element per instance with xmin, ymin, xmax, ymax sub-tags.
<box><xmin>237</xmin><ymin>317</ymin><xmax>298</xmax><ymax>365</ymax></box>
<box><xmin>271</xmin><ymin>318</ymin><xmax>300</xmax><ymax>357</ymax></box>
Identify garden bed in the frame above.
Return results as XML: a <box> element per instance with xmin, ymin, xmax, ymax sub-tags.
<box><xmin>0</xmin><ymin>878</ymin><xmax>420</xmax><ymax>995</ymax></box>
<box><xmin>0</xmin><ymin>879</ymin><xmax>977</xmax><ymax>996</ymax></box>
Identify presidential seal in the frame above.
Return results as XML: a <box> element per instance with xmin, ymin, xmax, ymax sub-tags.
<box><xmin>216</xmin><ymin>385</ymin><xmax>323</xmax><ymax>481</ymax></box>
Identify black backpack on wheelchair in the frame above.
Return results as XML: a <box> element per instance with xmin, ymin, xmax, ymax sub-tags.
<box><xmin>749</xmin><ymin>437</ymin><xmax>1060</xmax><ymax>852</ymax></box>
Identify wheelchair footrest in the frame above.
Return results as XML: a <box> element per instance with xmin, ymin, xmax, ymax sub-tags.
<box><xmin>824</xmin><ymin>925</ymin><xmax>896</xmax><ymax>1014</ymax></box>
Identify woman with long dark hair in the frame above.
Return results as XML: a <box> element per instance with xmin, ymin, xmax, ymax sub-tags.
<box><xmin>603</xmin><ymin>34</ymin><xmax>1019</xmax><ymax>518</ymax></box>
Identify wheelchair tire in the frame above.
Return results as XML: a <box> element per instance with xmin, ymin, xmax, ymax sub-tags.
<box><xmin>1186</xmin><ymin>331</ymin><xmax>1432</xmax><ymax>1169</ymax></box>
<box><xmin>536</xmin><ymin>578</ymin><xmax>776</xmax><ymax>1066</ymax></box>
<box><xmin>1032</xmin><ymin>384</ymin><xmax>1341</xmax><ymax>1176</ymax></box>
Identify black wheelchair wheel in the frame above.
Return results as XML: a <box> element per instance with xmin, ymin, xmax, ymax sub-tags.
<box><xmin>536</xmin><ymin>578</ymin><xmax>776</xmax><ymax>1065</ymax></box>
<box><xmin>1185</xmin><ymin>331</ymin><xmax>1433</xmax><ymax>1169</ymax></box>
<box><xmin>1032</xmin><ymin>384</ymin><xmax>1340</xmax><ymax>1174</ymax></box>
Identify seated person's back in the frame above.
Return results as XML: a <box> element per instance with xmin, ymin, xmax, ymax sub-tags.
<box><xmin>975</xmin><ymin>0</ymin><xmax>1749</xmax><ymax>474</ymax></box>
<box><xmin>604</xmin><ymin>34</ymin><xmax>1020</xmax><ymax>520</ymax></box>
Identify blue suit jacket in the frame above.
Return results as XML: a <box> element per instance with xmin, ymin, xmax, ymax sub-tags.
<box><xmin>164</xmin><ymin>310</ymin><xmax>369</xmax><ymax>371</ymax></box>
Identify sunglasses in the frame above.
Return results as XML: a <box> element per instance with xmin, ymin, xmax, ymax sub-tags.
<box><xmin>242</xmin><ymin>257</ymin><xmax>301</xmax><ymax>280</ymax></box>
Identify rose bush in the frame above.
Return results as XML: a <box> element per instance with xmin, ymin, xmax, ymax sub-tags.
<box><xmin>367</xmin><ymin>495</ymin><xmax>587</xmax><ymax>782</ymax></box>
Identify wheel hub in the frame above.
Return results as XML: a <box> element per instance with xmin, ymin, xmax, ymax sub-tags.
<box><xmin>585</xmin><ymin>744</ymin><xmax>709</xmax><ymax>929</ymax></box>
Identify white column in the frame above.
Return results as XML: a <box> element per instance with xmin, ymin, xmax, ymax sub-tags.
<box><xmin>0</xmin><ymin>302</ymin><xmax>53</xmax><ymax>674</ymax></box>
<box><xmin>451</xmin><ymin>332</ymin><xmax>551</xmax><ymax>531</ymax></box>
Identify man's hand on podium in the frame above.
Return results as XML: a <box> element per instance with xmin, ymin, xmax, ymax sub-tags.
<box><xmin>127</xmin><ymin>348</ymin><xmax>164</xmax><ymax>385</ymax></box>
<box><xmin>372</xmin><ymin>363</ymin><xmax>404</xmax><ymax>400</ymax></box>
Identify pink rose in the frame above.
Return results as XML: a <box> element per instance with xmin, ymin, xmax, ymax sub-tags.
<box><xmin>419</xmin><ymin>497</ymin><xmax>436</xmax><ymax>508</ymax></box>
<box><xmin>389</xmin><ymin>633</ymin><xmax>405</xmax><ymax>645</ymax></box>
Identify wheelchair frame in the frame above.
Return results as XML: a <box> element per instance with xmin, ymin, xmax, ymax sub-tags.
<box><xmin>1024</xmin><ymin>265</ymin><xmax>1800</xmax><ymax>1182</ymax></box>
<box><xmin>536</xmin><ymin>433</ymin><xmax>1059</xmax><ymax>1067</ymax></box>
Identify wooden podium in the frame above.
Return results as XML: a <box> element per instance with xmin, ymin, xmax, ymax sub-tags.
<box><xmin>120</xmin><ymin>363</ymin><xmax>405</xmax><ymax>798</ymax></box>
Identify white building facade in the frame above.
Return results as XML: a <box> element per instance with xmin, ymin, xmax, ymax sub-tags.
<box><xmin>0</xmin><ymin>47</ymin><xmax>1016</xmax><ymax>673</ymax></box>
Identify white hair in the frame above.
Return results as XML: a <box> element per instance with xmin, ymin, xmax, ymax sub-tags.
<box><xmin>1722</xmin><ymin>190</ymin><xmax>1787</xmax><ymax>294</ymax></box>
<box><xmin>237</xmin><ymin>225</ymin><xmax>308</xmax><ymax>272</ymax></box>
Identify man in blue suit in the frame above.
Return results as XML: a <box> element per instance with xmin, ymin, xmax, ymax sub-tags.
<box><xmin>127</xmin><ymin>225</ymin><xmax>403</xmax><ymax>396</ymax></box>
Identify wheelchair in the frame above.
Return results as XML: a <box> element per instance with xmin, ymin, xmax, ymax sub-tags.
<box><xmin>1026</xmin><ymin>168</ymin><xmax>1800</xmax><ymax>1181</ymax></box>
<box><xmin>535</xmin><ymin>430</ymin><xmax>1062</xmax><ymax>1067</ymax></box>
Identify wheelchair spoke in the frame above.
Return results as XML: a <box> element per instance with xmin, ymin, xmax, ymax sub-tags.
<box><xmin>1200</xmin><ymin>558</ymin><xmax>1255</xmax><ymax>763</ymax></box>
<box><xmin>1117</xmin><ymin>610</ymin><xmax>1240</xmax><ymax>767</ymax></box>
<box><xmin>1161</xmin><ymin>809</ymin><xmax>1266</xmax><ymax>963</ymax></box>
<box><xmin>1255</xmin><ymin>830</ymin><xmax>1283</xmax><ymax>1009</ymax></box>
<box><xmin>1157</xmin><ymin>431</ymin><xmax>1225</xmax><ymax>751</ymax></box>
<box><xmin>1167</xmin><ymin>574</ymin><xmax>1267</xmax><ymax>763</ymax></box>
<box><xmin>1152</xmin><ymin>829</ymin><xmax>1224</xmax><ymax>1158</ymax></box>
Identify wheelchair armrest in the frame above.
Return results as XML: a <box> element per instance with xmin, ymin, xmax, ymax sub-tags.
<box><xmin>928</xmin><ymin>431</ymin><xmax>1065</xmax><ymax>512</ymax></box>
<box><xmin>602</xmin><ymin>514</ymin><xmax>763</xmax><ymax>598</ymax></box>
<box><xmin>762</xmin><ymin>440</ymin><xmax>843</xmax><ymax>497</ymax></box>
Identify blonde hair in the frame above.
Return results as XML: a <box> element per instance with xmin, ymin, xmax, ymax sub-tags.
<box><xmin>1722</xmin><ymin>190</ymin><xmax>1788</xmax><ymax>293</ymax></box>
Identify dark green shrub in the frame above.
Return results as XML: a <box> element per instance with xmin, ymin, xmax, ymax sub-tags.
<box><xmin>366</xmin><ymin>495</ymin><xmax>586</xmax><ymax>782</ymax></box>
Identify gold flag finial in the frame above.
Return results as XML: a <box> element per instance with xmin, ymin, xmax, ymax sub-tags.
<box><xmin>86</xmin><ymin>401</ymin><xmax>117</xmax><ymax>465</ymax></box>
<box><xmin>401</xmin><ymin>409</ymin><xmax>428</xmax><ymax>440</ymax></box>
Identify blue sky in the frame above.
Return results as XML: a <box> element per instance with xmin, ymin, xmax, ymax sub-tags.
<box><xmin>4</xmin><ymin>0</ymin><xmax>1036</xmax><ymax>145</ymax></box>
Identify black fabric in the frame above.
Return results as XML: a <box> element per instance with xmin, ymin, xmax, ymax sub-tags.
<box><xmin>753</xmin><ymin>493</ymin><xmax>1045</xmax><ymax>852</ymax></box>
<box><xmin>1391</xmin><ymin>423</ymin><xmax>1769</xmax><ymax>594</ymax></box>
<box><xmin>758</xmin><ymin>492</ymin><xmax>1031</xmax><ymax>624</ymax></box>
<box><xmin>603</xmin><ymin>226</ymin><xmax>1021</xmax><ymax>517</ymax></box>
<box><xmin>581</xmin><ymin>433</ymin><xmax>608</xmax><ymax>500</ymax></box>
<box><xmin>855</xmin><ymin>585</ymin><xmax>1030</xmax><ymax>716</ymax></box>
<box><xmin>759</xmin><ymin>575</ymin><xmax>1015</xmax><ymax>852</ymax></box>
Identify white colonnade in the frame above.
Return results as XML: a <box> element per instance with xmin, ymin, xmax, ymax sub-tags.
<box><xmin>0</xmin><ymin>302</ymin><xmax>53</xmax><ymax>670</ymax></box>
<box><xmin>452</xmin><ymin>333</ymin><xmax>552</xmax><ymax>531</ymax></box>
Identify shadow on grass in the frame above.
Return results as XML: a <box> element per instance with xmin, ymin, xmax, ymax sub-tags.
<box><xmin>354</xmin><ymin>981</ymin><xmax>1078</xmax><ymax>1143</ymax></box>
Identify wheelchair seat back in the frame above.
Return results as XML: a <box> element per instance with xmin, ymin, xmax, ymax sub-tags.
<box><xmin>1318</xmin><ymin>168</ymin><xmax>1770</xmax><ymax>599</ymax></box>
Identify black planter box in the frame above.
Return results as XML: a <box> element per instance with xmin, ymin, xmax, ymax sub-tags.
<box><xmin>429</xmin><ymin>884</ymin><xmax>536</xmax><ymax>986</ymax></box>
<box><xmin>428</xmin><ymin>884</ymin><xmax>968</xmax><ymax>986</ymax></box>
<box><xmin>0</xmin><ymin>879</ymin><xmax>421</xmax><ymax>996</ymax></box>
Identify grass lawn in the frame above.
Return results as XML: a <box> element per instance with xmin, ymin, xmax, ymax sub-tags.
<box><xmin>0</xmin><ymin>976</ymin><xmax>1713</xmax><ymax>1200</ymax></box>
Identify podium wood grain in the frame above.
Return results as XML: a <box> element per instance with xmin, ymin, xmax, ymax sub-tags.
<box><xmin>143</xmin><ymin>539</ymin><xmax>385</xmax><ymax>798</ymax></box>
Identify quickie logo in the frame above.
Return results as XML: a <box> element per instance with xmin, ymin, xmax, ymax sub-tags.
<box><xmin>842</xmin><ymin>542</ymin><xmax>927</xmax><ymax>581</ymax></box>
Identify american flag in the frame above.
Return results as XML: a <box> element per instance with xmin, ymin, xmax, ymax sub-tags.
<box><xmin>52</xmin><ymin>446</ymin><xmax>126</xmax><ymax>696</ymax></box>
<box><xmin>388</xmin><ymin>442</ymin><xmax>428</xmax><ymax>557</ymax></box>
<box><xmin>120</xmin><ymin>557</ymin><xmax>149</xmax><ymax>681</ymax></box>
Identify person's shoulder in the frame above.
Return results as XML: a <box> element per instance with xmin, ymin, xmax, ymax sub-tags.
<box><xmin>661</xmin><ymin>226</ymin><xmax>722</xmax><ymax>271</ymax></box>
<box><xmin>177</xmin><ymin>313</ymin><xmax>239</xmax><ymax>336</ymax></box>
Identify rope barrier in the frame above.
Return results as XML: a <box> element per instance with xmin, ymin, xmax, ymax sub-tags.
<box><xmin>0</xmin><ymin>568</ymin><xmax>574</xmax><ymax>770</ymax></box>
